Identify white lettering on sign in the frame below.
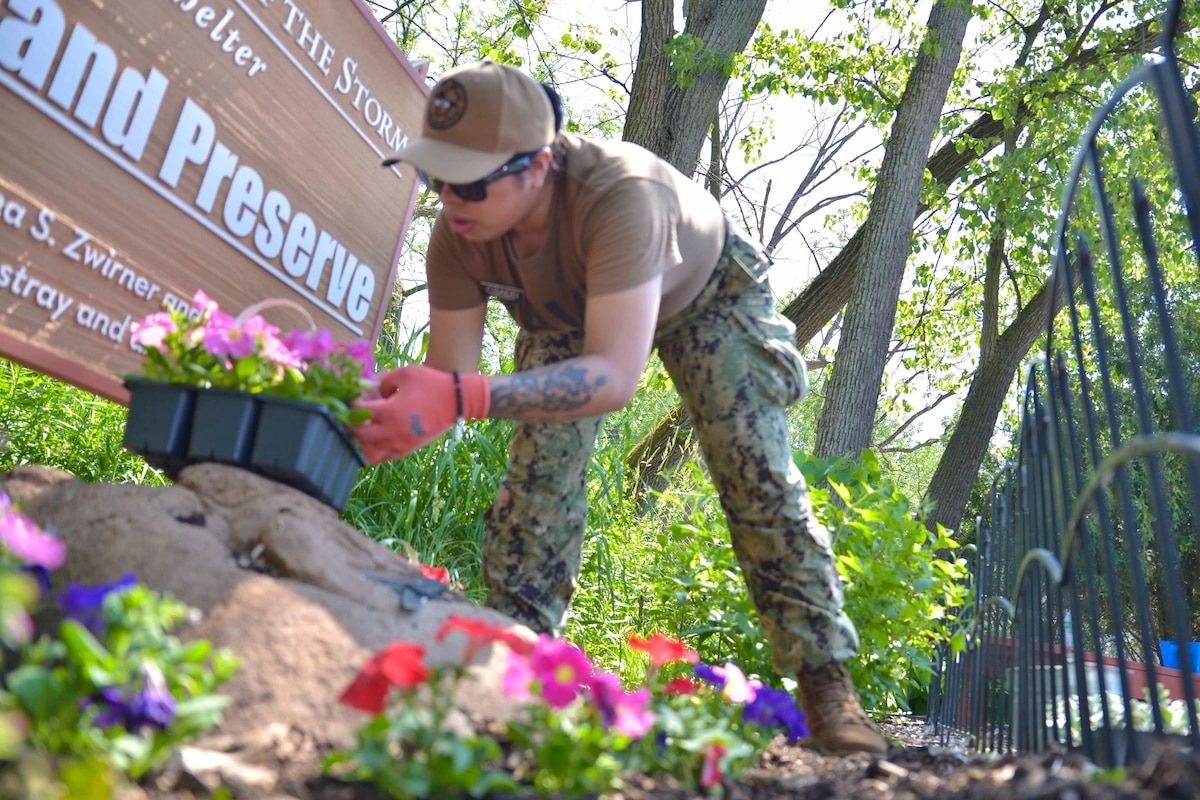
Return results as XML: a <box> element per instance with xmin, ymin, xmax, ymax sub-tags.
<box><xmin>0</xmin><ymin>0</ymin><xmax>381</xmax><ymax>333</ymax></box>
<box><xmin>158</xmin><ymin>98</ymin><xmax>376</xmax><ymax>322</ymax></box>
<box><xmin>168</xmin><ymin>0</ymin><xmax>268</xmax><ymax>78</ymax></box>
<box><xmin>59</xmin><ymin>227</ymin><xmax>163</xmax><ymax>303</ymax></box>
<box><xmin>0</xmin><ymin>189</ymin><xmax>171</xmax><ymax>329</ymax></box>
<box><xmin>0</xmin><ymin>0</ymin><xmax>168</xmax><ymax>161</ymax></box>
<box><xmin>232</xmin><ymin>0</ymin><xmax>410</xmax><ymax>163</ymax></box>
<box><xmin>333</xmin><ymin>56</ymin><xmax>407</xmax><ymax>152</ymax></box>
<box><xmin>280</xmin><ymin>0</ymin><xmax>333</xmax><ymax>75</ymax></box>
<box><xmin>0</xmin><ymin>263</ymin><xmax>74</xmax><ymax>320</ymax></box>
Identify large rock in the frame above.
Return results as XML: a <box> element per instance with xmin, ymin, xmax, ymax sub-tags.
<box><xmin>0</xmin><ymin>464</ymin><xmax>530</xmax><ymax>797</ymax></box>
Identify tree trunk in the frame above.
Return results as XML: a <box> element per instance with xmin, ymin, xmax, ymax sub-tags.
<box><xmin>621</xmin><ymin>0</ymin><xmax>768</xmax><ymax>490</ymax></box>
<box><xmin>922</xmin><ymin>274</ymin><xmax>1064</xmax><ymax>533</ymax></box>
<box><xmin>623</xmin><ymin>0</ymin><xmax>768</xmax><ymax>175</ymax></box>
<box><xmin>812</xmin><ymin>0</ymin><xmax>973</xmax><ymax>460</ymax></box>
<box><xmin>623</xmin><ymin>0</ymin><xmax>674</xmax><ymax>156</ymax></box>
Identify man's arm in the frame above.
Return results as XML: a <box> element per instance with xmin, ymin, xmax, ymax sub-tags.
<box><xmin>425</xmin><ymin>304</ymin><xmax>487</xmax><ymax>373</ymax></box>
<box><xmin>487</xmin><ymin>276</ymin><xmax>662</xmax><ymax>422</ymax></box>
<box><xmin>350</xmin><ymin>281</ymin><xmax>660</xmax><ymax>462</ymax></box>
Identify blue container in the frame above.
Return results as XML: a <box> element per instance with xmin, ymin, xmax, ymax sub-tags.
<box><xmin>1160</xmin><ymin>640</ymin><xmax>1200</xmax><ymax>673</ymax></box>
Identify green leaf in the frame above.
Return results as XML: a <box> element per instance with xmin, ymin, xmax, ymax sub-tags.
<box><xmin>59</xmin><ymin>619</ymin><xmax>114</xmax><ymax>671</ymax></box>
<box><xmin>6</xmin><ymin>665</ymin><xmax>66</xmax><ymax>721</ymax></box>
<box><xmin>178</xmin><ymin>639</ymin><xmax>212</xmax><ymax>663</ymax></box>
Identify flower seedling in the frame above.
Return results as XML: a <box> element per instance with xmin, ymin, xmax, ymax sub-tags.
<box><xmin>129</xmin><ymin>290</ymin><xmax>376</xmax><ymax>427</ymax></box>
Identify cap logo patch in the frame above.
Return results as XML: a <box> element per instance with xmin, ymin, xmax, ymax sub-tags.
<box><xmin>428</xmin><ymin>78</ymin><xmax>468</xmax><ymax>130</ymax></box>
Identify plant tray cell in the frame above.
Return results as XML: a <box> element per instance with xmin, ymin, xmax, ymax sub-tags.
<box><xmin>187</xmin><ymin>390</ymin><xmax>260</xmax><ymax>463</ymax></box>
<box><xmin>122</xmin><ymin>381</ymin><xmax>196</xmax><ymax>478</ymax></box>
<box><xmin>250</xmin><ymin>396</ymin><xmax>367</xmax><ymax>509</ymax></box>
<box><xmin>123</xmin><ymin>381</ymin><xmax>365</xmax><ymax>511</ymax></box>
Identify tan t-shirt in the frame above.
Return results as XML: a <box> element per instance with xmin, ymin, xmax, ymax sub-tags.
<box><xmin>425</xmin><ymin>134</ymin><xmax>726</xmax><ymax>332</ymax></box>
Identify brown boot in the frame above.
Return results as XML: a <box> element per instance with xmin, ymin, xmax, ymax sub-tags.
<box><xmin>795</xmin><ymin>662</ymin><xmax>888</xmax><ymax>755</ymax></box>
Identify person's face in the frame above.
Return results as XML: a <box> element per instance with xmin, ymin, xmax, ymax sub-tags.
<box><xmin>430</xmin><ymin>150</ymin><xmax>553</xmax><ymax>241</ymax></box>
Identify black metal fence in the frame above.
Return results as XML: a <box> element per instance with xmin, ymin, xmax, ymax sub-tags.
<box><xmin>927</xmin><ymin>0</ymin><xmax>1200</xmax><ymax>766</ymax></box>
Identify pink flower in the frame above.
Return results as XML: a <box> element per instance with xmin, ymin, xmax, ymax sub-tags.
<box><xmin>205</xmin><ymin>309</ymin><xmax>237</xmax><ymax>332</ymax></box>
<box><xmin>700</xmin><ymin>742</ymin><xmax>727</xmax><ymax>789</ymax></box>
<box><xmin>530</xmin><ymin>636</ymin><xmax>592</xmax><ymax>708</ymax></box>
<box><xmin>192</xmin><ymin>289</ymin><xmax>219</xmax><ymax>316</ymax></box>
<box><xmin>587</xmin><ymin>671</ymin><xmax>655</xmax><ymax>738</ymax></box>
<box><xmin>283</xmin><ymin>329</ymin><xmax>335</xmax><ymax>361</ymax></box>
<box><xmin>130</xmin><ymin>313</ymin><xmax>178</xmax><ymax>352</ymax></box>
<box><xmin>203</xmin><ymin>326</ymin><xmax>257</xmax><ymax>360</ymax></box>
<box><xmin>0</xmin><ymin>510</ymin><xmax>65</xmax><ymax>569</ymax></box>
<box><xmin>260</xmin><ymin>335</ymin><xmax>302</xmax><ymax>369</ymax></box>
<box><xmin>713</xmin><ymin>663</ymin><xmax>759</xmax><ymax>704</ymax></box>
<box><xmin>338</xmin><ymin>340</ymin><xmax>376</xmax><ymax>379</ymax></box>
<box><xmin>240</xmin><ymin>315</ymin><xmax>280</xmax><ymax>341</ymax></box>
<box><xmin>1</xmin><ymin>606</ymin><xmax>33</xmax><ymax>645</ymax></box>
<box><xmin>502</xmin><ymin>651</ymin><xmax>535</xmax><ymax>701</ymax></box>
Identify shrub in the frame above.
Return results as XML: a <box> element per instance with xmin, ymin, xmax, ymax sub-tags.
<box><xmin>797</xmin><ymin>449</ymin><xmax>972</xmax><ymax>712</ymax></box>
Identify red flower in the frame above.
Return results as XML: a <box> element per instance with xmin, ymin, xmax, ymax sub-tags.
<box><xmin>436</xmin><ymin>614</ymin><xmax>535</xmax><ymax>662</ymax></box>
<box><xmin>700</xmin><ymin>742</ymin><xmax>727</xmax><ymax>789</ymax></box>
<box><xmin>419</xmin><ymin>563</ymin><xmax>450</xmax><ymax>584</ymax></box>
<box><xmin>339</xmin><ymin>642</ymin><xmax>430</xmax><ymax>713</ymax></box>
<box><xmin>628</xmin><ymin>633</ymin><xmax>699</xmax><ymax>668</ymax></box>
<box><xmin>662</xmin><ymin>677</ymin><xmax>702</xmax><ymax>695</ymax></box>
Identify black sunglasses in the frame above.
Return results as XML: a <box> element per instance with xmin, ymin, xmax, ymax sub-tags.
<box><xmin>419</xmin><ymin>151</ymin><xmax>539</xmax><ymax>202</ymax></box>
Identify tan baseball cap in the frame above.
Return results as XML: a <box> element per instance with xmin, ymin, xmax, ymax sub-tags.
<box><xmin>383</xmin><ymin>59</ymin><xmax>555</xmax><ymax>183</ymax></box>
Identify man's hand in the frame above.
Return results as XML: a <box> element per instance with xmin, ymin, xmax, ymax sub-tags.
<box><xmin>350</xmin><ymin>365</ymin><xmax>490</xmax><ymax>463</ymax></box>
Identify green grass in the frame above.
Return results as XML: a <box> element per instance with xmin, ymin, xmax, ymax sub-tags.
<box><xmin>0</xmin><ymin>359</ymin><xmax>166</xmax><ymax>486</ymax></box>
<box><xmin>344</xmin><ymin>419</ymin><xmax>511</xmax><ymax>603</ymax></box>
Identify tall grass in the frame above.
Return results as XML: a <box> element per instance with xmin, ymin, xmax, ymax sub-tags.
<box><xmin>344</xmin><ymin>420</ymin><xmax>510</xmax><ymax>603</ymax></box>
<box><xmin>0</xmin><ymin>359</ymin><xmax>166</xmax><ymax>486</ymax></box>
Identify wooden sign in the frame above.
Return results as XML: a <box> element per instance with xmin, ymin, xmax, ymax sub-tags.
<box><xmin>0</xmin><ymin>0</ymin><xmax>426</xmax><ymax>402</ymax></box>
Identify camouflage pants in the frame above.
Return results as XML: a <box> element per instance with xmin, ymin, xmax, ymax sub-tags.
<box><xmin>481</xmin><ymin>224</ymin><xmax>860</xmax><ymax>673</ymax></box>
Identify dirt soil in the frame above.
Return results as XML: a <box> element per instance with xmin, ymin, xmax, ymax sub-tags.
<box><xmin>147</xmin><ymin>716</ymin><xmax>1200</xmax><ymax>799</ymax></box>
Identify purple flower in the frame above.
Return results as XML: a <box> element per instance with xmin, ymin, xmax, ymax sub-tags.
<box><xmin>128</xmin><ymin>683</ymin><xmax>176</xmax><ymax>730</ymax></box>
<box><xmin>85</xmin><ymin>686</ymin><xmax>130</xmax><ymax>728</ymax></box>
<box><xmin>0</xmin><ymin>494</ymin><xmax>10</xmax><ymax>513</ymax></box>
<box><xmin>0</xmin><ymin>510</ymin><xmax>66</xmax><ymax>569</ymax></box>
<box><xmin>19</xmin><ymin>564</ymin><xmax>53</xmax><ymax>592</ymax></box>
<box><xmin>742</xmin><ymin>686</ymin><xmax>810</xmax><ymax>741</ymax></box>
<box><xmin>85</xmin><ymin>664</ymin><xmax>176</xmax><ymax>732</ymax></box>
<box><xmin>694</xmin><ymin>663</ymin><xmax>726</xmax><ymax>689</ymax></box>
<box><xmin>57</xmin><ymin>573</ymin><xmax>137</xmax><ymax>636</ymax></box>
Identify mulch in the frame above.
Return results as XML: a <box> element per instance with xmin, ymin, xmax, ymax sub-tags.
<box><xmin>137</xmin><ymin>716</ymin><xmax>1200</xmax><ymax>799</ymax></box>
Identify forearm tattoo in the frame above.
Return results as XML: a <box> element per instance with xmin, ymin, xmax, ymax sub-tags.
<box><xmin>489</xmin><ymin>361</ymin><xmax>608</xmax><ymax>419</ymax></box>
